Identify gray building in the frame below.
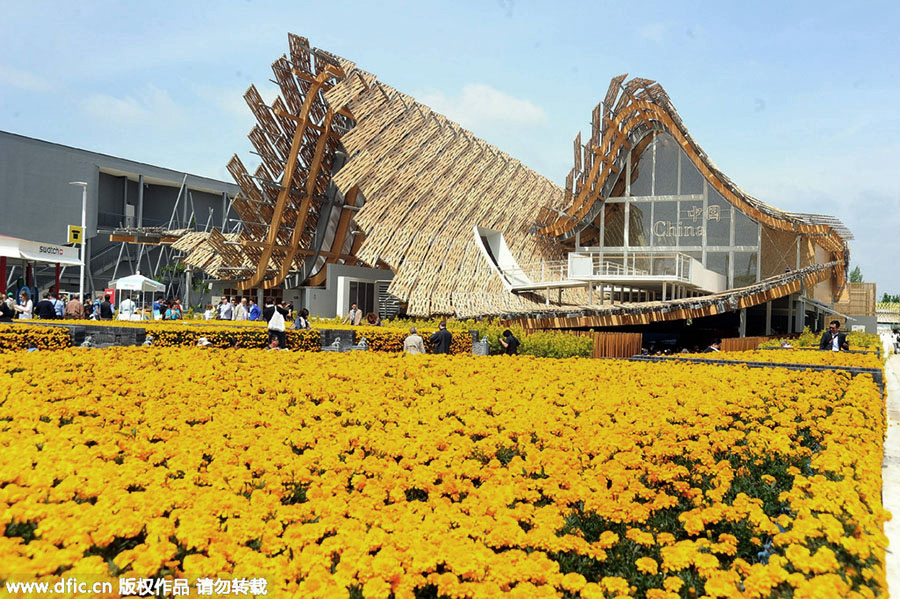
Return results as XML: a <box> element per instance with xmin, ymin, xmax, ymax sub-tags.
<box><xmin>1</xmin><ymin>130</ymin><xmax>239</xmax><ymax>304</ymax></box>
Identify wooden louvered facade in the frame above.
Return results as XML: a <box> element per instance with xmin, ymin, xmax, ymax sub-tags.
<box><xmin>173</xmin><ymin>33</ymin><xmax>851</xmax><ymax>327</ymax></box>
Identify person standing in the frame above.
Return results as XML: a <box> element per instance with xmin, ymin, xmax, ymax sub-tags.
<box><xmin>403</xmin><ymin>326</ymin><xmax>425</xmax><ymax>354</ymax></box>
<box><xmin>499</xmin><ymin>329</ymin><xmax>520</xmax><ymax>355</ymax></box>
<box><xmin>248</xmin><ymin>299</ymin><xmax>261</xmax><ymax>322</ymax></box>
<box><xmin>165</xmin><ymin>300</ymin><xmax>182</xmax><ymax>320</ymax></box>
<box><xmin>233</xmin><ymin>297</ymin><xmax>248</xmax><ymax>321</ymax></box>
<box><xmin>341</xmin><ymin>303</ymin><xmax>362</xmax><ymax>325</ymax></box>
<box><xmin>819</xmin><ymin>320</ymin><xmax>849</xmax><ymax>351</ymax></box>
<box><xmin>14</xmin><ymin>291</ymin><xmax>33</xmax><ymax>320</ymax></box>
<box><xmin>35</xmin><ymin>293</ymin><xmax>57</xmax><ymax>319</ymax></box>
<box><xmin>702</xmin><ymin>338</ymin><xmax>722</xmax><ymax>353</ymax></box>
<box><xmin>263</xmin><ymin>296</ymin><xmax>289</xmax><ymax>348</ymax></box>
<box><xmin>293</xmin><ymin>308</ymin><xmax>311</xmax><ymax>330</ymax></box>
<box><xmin>0</xmin><ymin>299</ymin><xmax>13</xmax><ymax>322</ymax></box>
<box><xmin>118</xmin><ymin>295</ymin><xmax>136</xmax><ymax>320</ymax></box>
<box><xmin>65</xmin><ymin>293</ymin><xmax>85</xmax><ymax>319</ymax></box>
<box><xmin>429</xmin><ymin>321</ymin><xmax>453</xmax><ymax>354</ymax></box>
<box><xmin>153</xmin><ymin>297</ymin><xmax>164</xmax><ymax>320</ymax></box>
<box><xmin>98</xmin><ymin>295</ymin><xmax>113</xmax><ymax>320</ymax></box>
<box><xmin>51</xmin><ymin>292</ymin><xmax>65</xmax><ymax>318</ymax></box>
<box><xmin>218</xmin><ymin>297</ymin><xmax>233</xmax><ymax>320</ymax></box>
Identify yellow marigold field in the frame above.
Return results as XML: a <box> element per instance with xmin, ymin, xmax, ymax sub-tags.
<box><xmin>0</xmin><ymin>349</ymin><xmax>889</xmax><ymax>598</ymax></box>
<box><xmin>680</xmin><ymin>349</ymin><xmax>884</xmax><ymax>371</ymax></box>
<box><xmin>0</xmin><ymin>324</ymin><xmax>70</xmax><ymax>351</ymax></box>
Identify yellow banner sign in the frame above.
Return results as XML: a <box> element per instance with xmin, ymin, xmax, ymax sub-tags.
<box><xmin>68</xmin><ymin>225</ymin><xmax>83</xmax><ymax>244</ymax></box>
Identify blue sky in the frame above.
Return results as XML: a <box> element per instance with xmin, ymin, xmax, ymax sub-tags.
<box><xmin>2</xmin><ymin>1</ymin><xmax>898</xmax><ymax>294</ymax></box>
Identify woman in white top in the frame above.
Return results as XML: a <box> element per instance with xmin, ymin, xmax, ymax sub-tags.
<box><xmin>14</xmin><ymin>291</ymin><xmax>33</xmax><ymax>319</ymax></box>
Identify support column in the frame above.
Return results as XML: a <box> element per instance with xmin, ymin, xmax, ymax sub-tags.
<box><xmin>799</xmin><ymin>297</ymin><xmax>807</xmax><ymax>332</ymax></box>
<box><xmin>765</xmin><ymin>301</ymin><xmax>772</xmax><ymax>335</ymax></box>
<box><xmin>786</xmin><ymin>295</ymin><xmax>793</xmax><ymax>334</ymax></box>
<box><xmin>222</xmin><ymin>193</ymin><xmax>229</xmax><ymax>229</ymax></box>
<box><xmin>55</xmin><ymin>263</ymin><xmax>60</xmax><ymax>295</ymax></box>
<box><xmin>739</xmin><ymin>308</ymin><xmax>747</xmax><ymax>338</ymax></box>
<box><xmin>137</xmin><ymin>175</ymin><xmax>144</xmax><ymax>228</ymax></box>
<box><xmin>0</xmin><ymin>256</ymin><xmax>5</xmax><ymax>295</ymax></box>
<box><xmin>185</xmin><ymin>268</ymin><xmax>192</xmax><ymax>310</ymax></box>
<box><xmin>662</xmin><ymin>282</ymin><xmax>667</xmax><ymax>302</ymax></box>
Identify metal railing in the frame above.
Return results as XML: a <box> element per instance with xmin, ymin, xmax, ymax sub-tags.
<box><xmin>569</xmin><ymin>252</ymin><xmax>694</xmax><ymax>281</ymax></box>
<box><xmin>500</xmin><ymin>260</ymin><xmax>569</xmax><ymax>285</ymax></box>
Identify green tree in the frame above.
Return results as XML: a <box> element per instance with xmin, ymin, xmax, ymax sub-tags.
<box><xmin>849</xmin><ymin>266</ymin><xmax>863</xmax><ymax>283</ymax></box>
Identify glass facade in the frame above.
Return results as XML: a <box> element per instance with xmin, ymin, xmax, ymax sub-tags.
<box><xmin>580</xmin><ymin>131</ymin><xmax>761</xmax><ymax>289</ymax></box>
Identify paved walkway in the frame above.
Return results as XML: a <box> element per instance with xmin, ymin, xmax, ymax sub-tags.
<box><xmin>882</xmin><ymin>346</ymin><xmax>899</xmax><ymax>595</ymax></box>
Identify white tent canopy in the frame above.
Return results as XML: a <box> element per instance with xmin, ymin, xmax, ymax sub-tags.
<box><xmin>107</xmin><ymin>272</ymin><xmax>165</xmax><ymax>320</ymax></box>
<box><xmin>108</xmin><ymin>273</ymin><xmax>165</xmax><ymax>293</ymax></box>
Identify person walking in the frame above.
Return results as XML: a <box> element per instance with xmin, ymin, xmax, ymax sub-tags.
<box><xmin>429</xmin><ymin>321</ymin><xmax>453</xmax><ymax>354</ymax></box>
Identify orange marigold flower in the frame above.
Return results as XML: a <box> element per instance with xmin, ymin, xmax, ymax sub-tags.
<box><xmin>663</xmin><ymin>576</ymin><xmax>683</xmax><ymax>592</ymax></box>
<box><xmin>635</xmin><ymin>556</ymin><xmax>658</xmax><ymax>575</ymax></box>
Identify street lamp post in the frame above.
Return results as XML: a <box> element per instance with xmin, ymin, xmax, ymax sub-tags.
<box><xmin>69</xmin><ymin>182</ymin><xmax>87</xmax><ymax>304</ymax></box>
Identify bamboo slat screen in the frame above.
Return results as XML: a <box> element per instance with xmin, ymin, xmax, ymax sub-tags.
<box><xmin>835</xmin><ymin>282</ymin><xmax>877</xmax><ymax>317</ymax></box>
<box><xmin>569</xmin><ymin>331</ymin><xmax>643</xmax><ymax>358</ymax></box>
<box><xmin>721</xmin><ymin>336</ymin><xmax>777</xmax><ymax>352</ymax></box>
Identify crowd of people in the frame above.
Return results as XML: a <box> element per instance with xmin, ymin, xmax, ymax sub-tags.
<box><xmin>1</xmin><ymin>288</ymin><xmax>122</xmax><ymax>321</ymax></box>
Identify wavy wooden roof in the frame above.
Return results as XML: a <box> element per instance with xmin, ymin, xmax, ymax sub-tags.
<box><xmin>536</xmin><ymin>76</ymin><xmax>850</xmax><ymax>284</ymax></box>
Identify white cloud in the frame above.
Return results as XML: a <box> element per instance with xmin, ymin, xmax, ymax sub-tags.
<box><xmin>638</xmin><ymin>22</ymin><xmax>667</xmax><ymax>43</ymax></box>
<box><xmin>80</xmin><ymin>84</ymin><xmax>187</xmax><ymax>128</ymax></box>
<box><xmin>417</xmin><ymin>83</ymin><xmax>546</xmax><ymax>132</ymax></box>
<box><xmin>0</xmin><ymin>64</ymin><xmax>53</xmax><ymax>92</ymax></box>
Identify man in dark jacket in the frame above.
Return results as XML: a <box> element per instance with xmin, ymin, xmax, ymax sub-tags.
<box><xmin>99</xmin><ymin>295</ymin><xmax>114</xmax><ymax>320</ymax></box>
<box><xmin>429</xmin><ymin>321</ymin><xmax>453</xmax><ymax>354</ymax></box>
<box><xmin>35</xmin><ymin>293</ymin><xmax>58</xmax><ymax>319</ymax></box>
<box><xmin>819</xmin><ymin>320</ymin><xmax>849</xmax><ymax>351</ymax></box>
